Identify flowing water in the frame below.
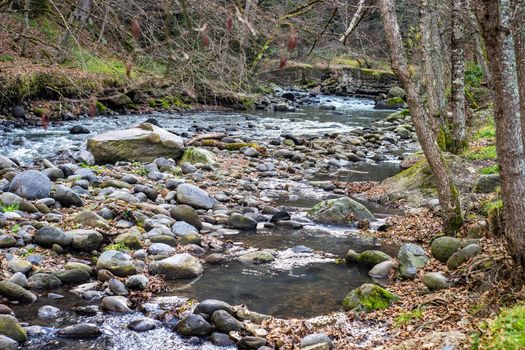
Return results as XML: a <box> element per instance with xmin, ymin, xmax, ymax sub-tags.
<box><xmin>2</xmin><ymin>93</ymin><xmax>408</xmax><ymax>348</ymax></box>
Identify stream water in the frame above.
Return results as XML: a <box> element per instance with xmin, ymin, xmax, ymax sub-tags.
<box><xmin>2</xmin><ymin>93</ymin><xmax>409</xmax><ymax>349</ymax></box>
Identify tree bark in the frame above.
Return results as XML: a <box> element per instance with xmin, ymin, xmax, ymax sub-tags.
<box><xmin>21</xmin><ymin>0</ymin><xmax>30</xmax><ymax>57</ymax></box>
<box><xmin>450</xmin><ymin>0</ymin><xmax>467</xmax><ymax>153</ymax></box>
<box><xmin>513</xmin><ymin>0</ymin><xmax>525</xmax><ymax>136</ymax></box>
<box><xmin>379</xmin><ymin>0</ymin><xmax>463</xmax><ymax>235</ymax></box>
<box><xmin>419</xmin><ymin>0</ymin><xmax>447</xmax><ymax>121</ymax></box>
<box><xmin>476</xmin><ymin>0</ymin><xmax>525</xmax><ymax>284</ymax></box>
<box><xmin>339</xmin><ymin>0</ymin><xmax>366</xmax><ymax>44</ymax></box>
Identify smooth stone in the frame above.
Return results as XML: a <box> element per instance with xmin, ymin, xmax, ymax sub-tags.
<box><xmin>0</xmin><ymin>334</ymin><xmax>18</xmax><ymax>350</ymax></box>
<box><xmin>210</xmin><ymin>332</ymin><xmax>235</xmax><ymax>346</ymax></box>
<box><xmin>300</xmin><ymin>333</ymin><xmax>333</xmax><ymax>349</ymax></box>
<box><xmin>8</xmin><ymin>273</ymin><xmax>28</xmax><ymax>288</ymax></box>
<box><xmin>57</xmin><ymin>323</ymin><xmax>101</xmax><ymax>338</ymax></box>
<box><xmin>194</xmin><ymin>299</ymin><xmax>234</xmax><ymax>317</ymax></box>
<box><xmin>127</xmin><ymin>318</ymin><xmax>156</xmax><ymax>332</ymax></box>
<box><xmin>34</xmin><ymin>226</ymin><xmax>71</xmax><ymax>248</ymax></box>
<box><xmin>37</xmin><ymin>305</ymin><xmax>60</xmax><ymax>319</ymax></box>
<box><xmin>54</xmin><ymin>269</ymin><xmax>91</xmax><ymax>284</ymax></box>
<box><xmin>108</xmin><ymin>278</ymin><xmax>129</xmax><ymax>296</ymax></box>
<box><xmin>101</xmin><ymin>296</ymin><xmax>131</xmax><ymax>313</ymax></box>
<box><xmin>96</xmin><ymin>251</ymin><xmax>137</xmax><ymax>277</ymax></box>
<box><xmin>175</xmin><ymin>314</ymin><xmax>213</xmax><ymax>336</ymax></box>
<box><xmin>430</xmin><ymin>237</ymin><xmax>463</xmax><ymax>263</ymax></box>
<box><xmin>307</xmin><ymin>197</ymin><xmax>374</xmax><ymax>224</ymax></box>
<box><xmin>368</xmin><ymin>260</ymin><xmax>394</xmax><ymax>279</ymax></box>
<box><xmin>356</xmin><ymin>250</ymin><xmax>391</xmax><ymax>267</ymax></box>
<box><xmin>67</xmin><ymin>229</ymin><xmax>104</xmax><ymax>251</ymax></box>
<box><xmin>397</xmin><ymin>243</ymin><xmax>429</xmax><ymax>279</ymax></box>
<box><xmin>0</xmin><ymin>315</ymin><xmax>27</xmax><ymax>343</ymax></box>
<box><xmin>170</xmin><ymin>205</ymin><xmax>203</xmax><ymax>230</ymax></box>
<box><xmin>228</xmin><ymin>213</ymin><xmax>257</xmax><ymax>230</ymax></box>
<box><xmin>422</xmin><ymin>272</ymin><xmax>450</xmax><ymax>291</ymax></box>
<box><xmin>28</xmin><ymin>273</ymin><xmax>62</xmax><ymax>290</ymax></box>
<box><xmin>0</xmin><ymin>281</ymin><xmax>37</xmax><ymax>303</ymax></box>
<box><xmin>237</xmin><ymin>336</ymin><xmax>268</xmax><ymax>350</ymax></box>
<box><xmin>176</xmin><ymin>183</ymin><xmax>214</xmax><ymax>209</ymax></box>
<box><xmin>446</xmin><ymin>244</ymin><xmax>482</xmax><ymax>270</ymax></box>
<box><xmin>125</xmin><ymin>275</ymin><xmax>148</xmax><ymax>290</ymax></box>
<box><xmin>53</xmin><ymin>185</ymin><xmax>83</xmax><ymax>207</ymax></box>
<box><xmin>210</xmin><ymin>309</ymin><xmax>243</xmax><ymax>332</ymax></box>
<box><xmin>151</xmin><ymin>253</ymin><xmax>203</xmax><ymax>279</ymax></box>
<box><xmin>8</xmin><ymin>170</ymin><xmax>51</xmax><ymax>199</ymax></box>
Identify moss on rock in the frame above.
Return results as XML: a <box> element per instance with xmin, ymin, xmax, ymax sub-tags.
<box><xmin>180</xmin><ymin>147</ymin><xmax>217</xmax><ymax>165</ymax></box>
<box><xmin>342</xmin><ymin>283</ymin><xmax>399</xmax><ymax>312</ymax></box>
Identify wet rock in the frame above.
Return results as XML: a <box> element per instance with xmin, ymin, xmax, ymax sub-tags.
<box><xmin>194</xmin><ymin>299</ymin><xmax>234</xmax><ymax>317</ymax></box>
<box><xmin>211</xmin><ymin>310</ymin><xmax>243</xmax><ymax>332</ymax></box>
<box><xmin>9</xmin><ymin>272</ymin><xmax>28</xmax><ymax>288</ymax></box>
<box><xmin>0</xmin><ymin>334</ymin><xmax>18</xmax><ymax>349</ymax></box>
<box><xmin>345</xmin><ymin>249</ymin><xmax>359</xmax><ymax>263</ymax></box>
<box><xmin>205</xmin><ymin>253</ymin><xmax>226</xmax><ymax>265</ymax></box>
<box><xmin>8</xmin><ymin>170</ymin><xmax>51</xmax><ymax>199</ymax></box>
<box><xmin>397</xmin><ymin>243</ymin><xmax>429</xmax><ymax>279</ymax></box>
<box><xmin>430</xmin><ymin>237</ymin><xmax>463</xmax><ymax>263</ymax></box>
<box><xmin>70</xmin><ymin>125</ymin><xmax>91</xmax><ymax>134</ymax></box>
<box><xmin>96</xmin><ymin>250</ymin><xmax>137</xmax><ymax>277</ymax></box>
<box><xmin>291</xmin><ymin>245</ymin><xmax>313</xmax><ymax>254</ymax></box>
<box><xmin>73</xmin><ymin>305</ymin><xmax>99</xmax><ymax>316</ymax></box>
<box><xmin>74</xmin><ymin>211</ymin><xmax>111</xmax><ymax>230</ymax></box>
<box><xmin>128</xmin><ymin>318</ymin><xmax>156</xmax><ymax>332</ymax></box>
<box><xmin>356</xmin><ymin>250</ymin><xmax>391</xmax><ymax>267</ymax></box>
<box><xmin>57</xmin><ymin>323</ymin><xmax>101</xmax><ymax>338</ymax></box>
<box><xmin>101</xmin><ymin>296</ymin><xmax>131</xmax><ymax>313</ymax></box>
<box><xmin>0</xmin><ymin>155</ymin><xmax>17</xmax><ymax>170</ymax></box>
<box><xmin>237</xmin><ymin>336</ymin><xmax>268</xmax><ymax>350</ymax></box>
<box><xmin>125</xmin><ymin>274</ymin><xmax>148</xmax><ymax>290</ymax></box>
<box><xmin>0</xmin><ymin>281</ymin><xmax>37</xmax><ymax>303</ymax></box>
<box><xmin>239</xmin><ymin>251</ymin><xmax>275</xmax><ymax>264</ymax></box>
<box><xmin>175</xmin><ymin>314</ymin><xmax>213</xmax><ymax>336</ymax></box>
<box><xmin>307</xmin><ymin>197</ymin><xmax>374</xmax><ymax>224</ymax></box>
<box><xmin>447</xmin><ymin>244</ymin><xmax>482</xmax><ymax>270</ymax></box>
<box><xmin>0</xmin><ymin>315</ymin><xmax>27</xmax><ymax>343</ymax></box>
<box><xmin>148</xmin><ymin>242</ymin><xmax>175</xmax><ymax>256</ymax></box>
<box><xmin>65</xmin><ymin>262</ymin><xmax>92</xmax><ymax>274</ymax></box>
<box><xmin>270</xmin><ymin>211</ymin><xmax>291</xmax><ymax>222</ymax></box>
<box><xmin>28</xmin><ymin>273</ymin><xmax>62</xmax><ymax>290</ymax></box>
<box><xmin>87</xmin><ymin>123</ymin><xmax>184</xmax><ymax>164</ymax></box>
<box><xmin>35</xmin><ymin>226</ymin><xmax>71</xmax><ymax>248</ymax></box>
<box><xmin>176</xmin><ymin>183</ymin><xmax>214</xmax><ymax>209</ymax></box>
<box><xmin>54</xmin><ymin>269</ymin><xmax>91</xmax><ymax>284</ymax></box>
<box><xmin>151</xmin><ymin>253</ymin><xmax>203</xmax><ymax>279</ymax></box>
<box><xmin>300</xmin><ymin>333</ymin><xmax>333</xmax><ymax>349</ymax></box>
<box><xmin>210</xmin><ymin>332</ymin><xmax>235</xmax><ymax>346</ymax></box>
<box><xmin>229</xmin><ymin>213</ymin><xmax>257</xmax><ymax>230</ymax></box>
<box><xmin>422</xmin><ymin>272</ymin><xmax>450</xmax><ymax>291</ymax></box>
<box><xmin>342</xmin><ymin>283</ymin><xmax>399</xmax><ymax>312</ymax></box>
<box><xmin>368</xmin><ymin>260</ymin><xmax>394</xmax><ymax>279</ymax></box>
<box><xmin>108</xmin><ymin>278</ymin><xmax>129</xmax><ymax>295</ymax></box>
<box><xmin>42</xmin><ymin>168</ymin><xmax>64</xmax><ymax>181</ymax></box>
<box><xmin>170</xmin><ymin>205</ymin><xmax>203</xmax><ymax>230</ymax></box>
<box><xmin>37</xmin><ymin>305</ymin><xmax>60</xmax><ymax>319</ymax></box>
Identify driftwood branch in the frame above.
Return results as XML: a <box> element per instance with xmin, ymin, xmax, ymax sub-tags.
<box><xmin>186</xmin><ymin>132</ymin><xmax>226</xmax><ymax>146</ymax></box>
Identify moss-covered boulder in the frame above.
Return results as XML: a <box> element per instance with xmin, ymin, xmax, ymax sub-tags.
<box><xmin>0</xmin><ymin>315</ymin><xmax>27</xmax><ymax>343</ymax></box>
<box><xmin>374</xmin><ymin>97</ymin><xmax>407</xmax><ymax>110</ymax></box>
<box><xmin>0</xmin><ymin>281</ymin><xmax>37</xmax><ymax>303</ymax></box>
<box><xmin>87</xmin><ymin>123</ymin><xmax>184</xmax><ymax>164</ymax></box>
<box><xmin>179</xmin><ymin>147</ymin><xmax>217</xmax><ymax>165</ymax></box>
<box><xmin>307</xmin><ymin>197</ymin><xmax>374</xmax><ymax>225</ymax></box>
<box><xmin>356</xmin><ymin>250</ymin><xmax>392</xmax><ymax>267</ymax></box>
<box><xmin>96</xmin><ymin>250</ymin><xmax>137</xmax><ymax>277</ymax></box>
<box><xmin>342</xmin><ymin>283</ymin><xmax>399</xmax><ymax>312</ymax></box>
<box><xmin>430</xmin><ymin>237</ymin><xmax>463</xmax><ymax>263</ymax></box>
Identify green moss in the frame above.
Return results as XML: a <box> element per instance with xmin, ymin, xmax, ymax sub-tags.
<box><xmin>33</xmin><ymin>107</ymin><xmax>48</xmax><ymax>117</ymax></box>
<box><xmin>95</xmin><ymin>101</ymin><xmax>107</xmax><ymax>113</ymax></box>
<box><xmin>475</xmin><ymin>121</ymin><xmax>496</xmax><ymax>140</ymax></box>
<box><xmin>395</xmin><ymin>307</ymin><xmax>424</xmax><ymax>327</ymax></box>
<box><xmin>148</xmin><ymin>96</ymin><xmax>190</xmax><ymax>110</ymax></box>
<box><xmin>0</xmin><ymin>203</ymin><xmax>20</xmax><ymax>213</ymax></box>
<box><xmin>465</xmin><ymin>145</ymin><xmax>497</xmax><ymax>161</ymax></box>
<box><xmin>342</xmin><ymin>283</ymin><xmax>399</xmax><ymax>312</ymax></box>
<box><xmin>103</xmin><ymin>242</ymin><xmax>131</xmax><ymax>252</ymax></box>
<box><xmin>180</xmin><ymin>147</ymin><xmax>216</xmax><ymax>165</ymax></box>
<box><xmin>472</xmin><ymin>302</ymin><xmax>525</xmax><ymax>350</ymax></box>
<box><xmin>0</xmin><ymin>54</ymin><xmax>13</xmax><ymax>62</ymax></box>
<box><xmin>385</xmin><ymin>96</ymin><xmax>404</xmax><ymax>106</ymax></box>
<box><xmin>479</xmin><ymin>164</ymin><xmax>499</xmax><ymax>175</ymax></box>
<box><xmin>482</xmin><ymin>199</ymin><xmax>503</xmax><ymax>217</ymax></box>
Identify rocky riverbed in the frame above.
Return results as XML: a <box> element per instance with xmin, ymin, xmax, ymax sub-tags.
<box><xmin>0</xmin><ymin>89</ymin><xmax>440</xmax><ymax>350</ymax></box>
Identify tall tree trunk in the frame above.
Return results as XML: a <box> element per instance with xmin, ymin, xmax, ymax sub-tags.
<box><xmin>21</xmin><ymin>0</ymin><xmax>30</xmax><ymax>57</ymax></box>
<box><xmin>419</xmin><ymin>0</ymin><xmax>447</xmax><ymax>121</ymax></box>
<box><xmin>476</xmin><ymin>0</ymin><xmax>525</xmax><ymax>284</ymax></box>
<box><xmin>513</xmin><ymin>0</ymin><xmax>525</xmax><ymax>135</ymax></box>
<box><xmin>379</xmin><ymin>0</ymin><xmax>463</xmax><ymax>235</ymax></box>
<box><xmin>450</xmin><ymin>0</ymin><xmax>467</xmax><ymax>153</ymax></box>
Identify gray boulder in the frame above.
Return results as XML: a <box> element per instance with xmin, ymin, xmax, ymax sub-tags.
<box><xmin>430</xmin><ymin>237</ymin><xmax>463</xmax><ymax>263</ymax></box>
<box><xmin>447</xmin><ymin>244</ymin><xmax>482</xmax><ymax>270</ymax></box>
<box><xmin>397</xmin><ymin>243</ymin><xmax>429</xmax><ymax>279</ymax></box>
<box><xmin>194</xmin><ymin>299</ymin><xmax>234</xmax><ymax>317</ymax></box>
<box><xmin>53</xmin><ymin>185</ymin><xmax>84</xmax><ymax>207</ymax></box>
<box><xmin>422</xmin><ymin>272</ymin><xmax>450</xmax><ymax>291</ymax></box>
<box><xmin>0</xmin><ymin>334</ymin><xmax>18</xmax><ymax>349</ymax></box>
<box><xmin>28</xmin><ymin>273</ymin><xmax>61</xmax><ymax>290</ymax></box>
<box><xmin>151</xmin><ymin>253</ymin><xmax>203</xmax><ymax>279</ymax></box>
<box><xmin>35</xmin><ymin>226</ymin><xmax>72</xmax><ymax>248</ymax></box>
<box><xmin>300</xmin><ymin>333</ymin><xmax>333</xmax><ymax>349</ymax></box>
<box><xmin>101</xmin><ymin>296</ymin><xmax>131</xmax><ymax>313</ymax></box>
<box><xmin>0</xmin><ymin>315</ymin><xmax>27</xmax><ymax>343</ymax></box>
<box><xmin>0</xmin><ymin>281</ymin><xmax>37</xmax><ymax>303</ymax></box>
<box><xmin>67</xmin><ymin>229</ymin><xmax>103</xmax><ymax>251</ymax></box>
<box><xmin>87</xmin><ymin>123</ymin><xmax>184</xmax><ymax>164</ymax></box>
<box><xmin>170</xmin><ymin>205</ymin><xmax>203</xmax><ymax>230</ymax></box>
<box><xmin>307</xmin><ymin>197</ymin><xmax>374</xmax><ymax>224</ymax></box>
<box><xmin>210</xmin><ymin>310</ymin><xmax>243</xmax><ymax>332</ymax></box>
<box><xmin>229</xmin><ymin>213</ymin><xmax>257</xmax><ymax>230</ymax></box>
<box><xmin>175</xmin><ymin>314</ymin><xmax>213</xmax><ymax>336</ymax></box>
<box><xmin>368</xmin><ymin>260</ymin><xmax>394</xmax><ymax>279</ymax></box>
<box><xmin>8</xmin><ymin>170</ymin><xmax>51</xmax><ymax>199</ymax></box>
<box><xmin>96</xmin><ymin>251</ymin><xmax>137</xmax><ymax>277</ymax></box>
<box><xmin>356</xmin><ymin>250</ymin><xmax>391</xmax><ymax>267</ymax></box>
<box><xmin>176</xmin><ymin>183</ymin><xmax>214</xmax><ymax>209</ymax></box>
<box><xmin>57</xmin><ymin>323</ymin><xmax>101</xmax><ymax>338</ymax></box>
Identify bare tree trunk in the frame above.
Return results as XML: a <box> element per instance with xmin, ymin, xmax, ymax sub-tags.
<box><xmin>513</xmin><ymin>0</ymin><xmax>525</xmax><ymax>135</ymax></box>
<box><xmin>379</xmin><ymin>0</ymin><xmax>463</xmax><ymax>235</ymax></box>
<box><xmin>476</xmin><ymin>0</ymin><xmax>525</xmax><ymax>284</ymax></box>
<box><xmin>21</xmin><ymin>0</ymin><xmax>30</xmax><ymax>57</ymax></box>
<box><xmin>339</xmin><ymin>0</ymin><xmax>366</xmax><ymax>44</ymax></box>
<box><xmin>419</xmin><ymin>0</ymin><xmax>447</xmax><ymax>121</ymax></box>
<box><xmin>450</xmin><ymin>0</ymin><xmax>467</xmax><ymax>153</ymax></box>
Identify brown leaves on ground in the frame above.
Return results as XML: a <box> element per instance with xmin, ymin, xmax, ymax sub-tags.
<box><xmin>377</xmin><ymin>208</ymin><xmax>443</xmax><ymax>243</ymax></box>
